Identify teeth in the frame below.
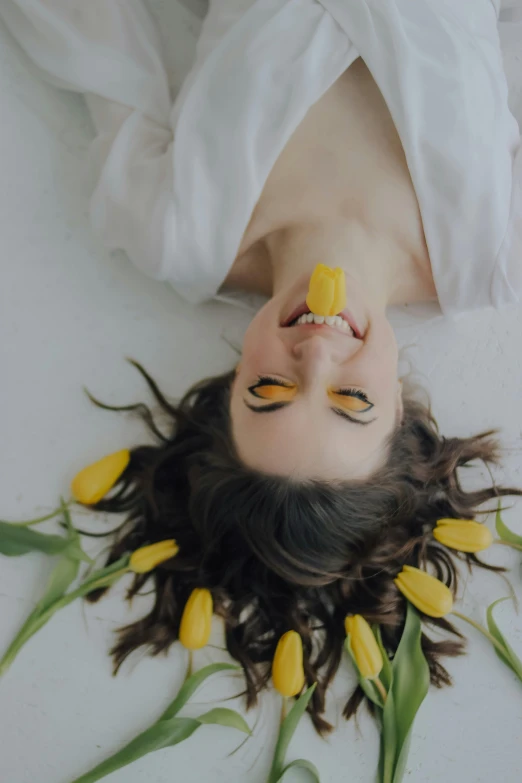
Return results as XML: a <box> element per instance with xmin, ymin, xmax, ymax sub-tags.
<box><xmin>292</xmin><ymin>312</ymin><xmax>356</xmax><ymax>336</ymax></box>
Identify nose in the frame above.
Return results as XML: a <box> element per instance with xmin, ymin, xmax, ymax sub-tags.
<box><xmin>291</xmin><ymin>334</ymin><xmax>346</xmax><ymax>372</ymax></box>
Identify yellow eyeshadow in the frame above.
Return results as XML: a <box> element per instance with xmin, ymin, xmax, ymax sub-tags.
<box><xmin>252</xmin><ymin>385</ymin><xmax>297</xmax><ymax>401</ymax></box>
<box><xmin>329</xmin><ymin>391</ymin><xmax>370</xmax><ymax>412</ymax></box>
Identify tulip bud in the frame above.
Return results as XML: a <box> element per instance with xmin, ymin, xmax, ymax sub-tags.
<box><xmin>306</xmin><ymin>264</ymin><xmax>346</xmax><ymax>317</ymax></box>
<box><xmin>394</xmin><ymin>565</ymin><xmax>453</xmax><ymax>618</ymax></box>
<box><xmin>179</xmin><ymin>588</ymin><xmax>213</xmax><ymax>650</ymax></box>
<box><xmin>344</xmin><ymin>615</ymin><xmax>383</xmax><ymax>680</ymax></box>
<box><xmin>129</xmin><ymin>540</ymin><xmax>179</xmax><ymax>574</ymax></box>
<box><xmin>433</xmin><ymin>519</ymin><xmax>493</xmax><ymax>553</ymax></box>
<box><xmin>272</xmin><ymin>631</ymin><xmax>306</xmax><ymax>698</ymax></box>
<box><xmin>71</xmin><ymin>449</ymin><xmax>130</xmax><ymax>505</ymax></box>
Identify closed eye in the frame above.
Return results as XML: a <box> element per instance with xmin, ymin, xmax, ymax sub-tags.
<box><xmin>328</xmin><ymin>387</ymin><xmax>373</xmax><ymax>413</ymax></box>
<box><xmin>247</xmin><ymin>376</ymin><xmax>297</xmax><ymax>402</ymax></box>
<box><xmin>244</xmin><ymin>379</ymin><xmax>376</xmax><ymax>424</ymax></box>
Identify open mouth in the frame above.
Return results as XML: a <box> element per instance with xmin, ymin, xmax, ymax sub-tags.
<box><xmin>282</xmin><ymin>304</ymin><xmax>361</xmax><ymax>338</ymax></box>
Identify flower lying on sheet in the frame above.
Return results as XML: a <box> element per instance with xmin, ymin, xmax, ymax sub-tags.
<box><xmin>345</xmin><ymin>614</ymin><xmax>383</xmax><ymax>680</ymax></box>
<box><xmin>179</xmin><ymin>588</ymin><xmax>214</xmax><ymax>651</ymax></box>
<box><xmin>394</xmin><ymin>565</ymin><xmax>453</xmax><ymax>618</ymax></box>
<box><xmin>129</xmin><ymin>540</ymin><xmax>179</xmax><ymax>573</ymax></box>
<box><xmin>433</xmin><ymin>518</ymin><xmax>493</xmax><ymax>552</ymax></box>
<box><xmin>71</xmin><ymin>449</ymin><xmax>130</xmax><ymax>505</ymax></box>
<box><xmin>272</xmin><ymin>630</ymin><xmax>306</xmax><ymax>698</ymax></box>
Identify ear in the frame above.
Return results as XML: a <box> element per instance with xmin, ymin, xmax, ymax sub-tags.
<box><xmin>396</xmin><ymin>379</ymin><xmax>404</xmax><ymax>426</ymax></box>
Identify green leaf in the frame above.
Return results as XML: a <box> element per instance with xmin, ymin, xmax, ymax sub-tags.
<box><xmin>389</xmin><ymin>604</ymin><xmax>430</xmax><ymax>782</ymax></box>
<box><xmin>391</xmin><ymin>604</ymin><xmax>430</xmax><ymax>748</ymax></box>
<box><xmin>196</xmin><ymin>707</ymin><xmax>251</xmax><ymax>735</ymax></box>
<box><xmin>36</xmin><ymin>556</ymin><xmax>81</xmax><ymax>611</ymax></box>
<box><xmin>279</xmin><ymin>758</ymin><xmax>321</xmax><ymax>782</ymax></box>
<box><xmin>268</xmin><ymin>684</ymin><xmax>316</xmax><ymax>783</ymax></box>
<box><xmin>0</xmin><ymin>557</ymin><xmax>128</xmax><ymax>678</ymax></box>
<box><xmin>495</xmin><ymin>505</ymin><xmax>522</xmax><ymax>546</ymax></box>
<box><xmin>344</xmin><ymin>637</ymin><xmax>384</xmax><ymax>709</ymax></box>
<box><xmin>69</xmin><ymin>667</ymin><xmax>249</xmax><ymax>783</ymax></box>
<box><xmin>486</xmin><ymin>598</ymin><xmax>522</xmax><ymax>681</ymax></box>
<box><xmin>161</xmin><ymin>662</ymin><xmax>239</xmax><ymax>720</ymax></box>
<box><xmin>0</xmin><ymin>504</ymin><xmax>83</xmax><ymax>673</ymax></box>
<box><xmin>0</xmin><ymin>554</ymin><xmax>82</xmax><ymax>676</ymax></box>
<box><xmin>70</xmin><ymin>717</ymin><xmax>201</xmax><ymax>783</ymax></box>
<box><xmin>0</xmin><ymin>521</ymin><xmax>71</xmax><ymax>557</ymax></box>
<box><xmin>59</xmin><ymin>500</ymin><xmax>91</xmax><ymax>564</ymax></box>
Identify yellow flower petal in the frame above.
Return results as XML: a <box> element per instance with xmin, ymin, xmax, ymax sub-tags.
<box><xmin>394</xmin><ymin>565</ymin><xmax>453</xmax><ymax>618</ymax></box>
<box><xmin>331</xmin><ymin>267</ymin><xmax>346</xmax><ymax>316</ymax></box>
<box><xmin>305</xmin><ymin>264</ymin><xmax>346</xmax><ymax>317</ymax></box>
<box><xmin>71</xmin><ymin>450</ymin><xmax>130</xmax><ymax>505</ymax></box>
<box><xmin>434</xmin><ymin>519</ymin><xmax>493</xmax><ymax>553</ymax></box>
<box><xmin>272</xmin><ymin>630</ymin><xmax>306</xmax><ymax>698</ymax></box>
<box><xmin>179</xmin><ymin>588</ymin><xmax>213</xmax><ymax>650</ymax></box>
<box><xmin>129</xmin><ymin>540</ymin><xmax>179</xmax><ymax>574</ymax></box>
<box><xmin>345</xmin><ymin>614</ymin><xmax>383</xmax><ymax>679</ymax></box>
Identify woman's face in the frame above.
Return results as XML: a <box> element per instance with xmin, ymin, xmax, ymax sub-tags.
<box><xmin>230</xmin><ymin>273</ymin><xmax>402</xmax><ymax>480</ymax></box>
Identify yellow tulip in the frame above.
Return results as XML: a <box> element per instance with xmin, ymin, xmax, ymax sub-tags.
<box><xmin>394</xmin><ymin>566</ymin><xmax>453</xmax><ymax>618</ymax></box>
<box><xmin>71</xmin><ymin>449</ymin><xmax>130</xmax><ymax>505</ymax></box>
<box><xmin>179</xmin><ymin>588</ymin><xmax>213</xmax><ymax>650</ymax></box>
<box><xmin>345</xmin><ymin>615</ymin><xmax>383</xmax><ymax>680</ymax></box>
<box><xmin>272</xmin><ymin>631</ymin><xmax>306</xmax><ymax>698</ymax></box>
<box><xmin>129</xmin><ymin>540</ymin><xmax>179</xmax><ymax>573</ymax></box>
<box><xmin>433</xmin><ymin>519</ymin><xmax>493</xmax><ymax>553</ymax></box>
<box><xmin>306</xmin><ymin>264</ymin><xmax>346</xmax><ymax>317</ymax></box>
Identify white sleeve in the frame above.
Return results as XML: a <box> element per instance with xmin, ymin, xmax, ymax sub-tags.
<box><xmin>0</xmin><ymin>0</ymin><xmax>179</xmax><ymax>281</ymax></box>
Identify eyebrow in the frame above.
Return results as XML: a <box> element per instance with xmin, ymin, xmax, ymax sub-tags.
<box><xmin>243</xmin><ymin>400</ymin><xmax>377</xmax><ymax>426</ymax></box>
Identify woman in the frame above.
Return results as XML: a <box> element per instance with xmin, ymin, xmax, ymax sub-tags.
<box><xmin>2</xmin><ymin>0</ymin><xmax>521</xmax><ymax>731</ymax></box>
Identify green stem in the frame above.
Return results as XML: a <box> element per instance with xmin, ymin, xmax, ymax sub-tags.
<box><xmin>9</xmin><ymin>508</ymin><xmax>63</xmax><ymax>527</ymax></box>
<box><xmin>374</xmin><ymin>676</ymin><xmax>387</xmax><ymax>704</ymax></box>
<box><xmin>494</xmin><ymin>538</ymin><xmax>522</xmax><ymax>553</ymax></box>
<box><xmin>6</xmin><ymin>499</ymin><xmax>76</xmax><ymax>527</ymax></box>
<box><xmin>56</xmin><ymin>567</ymin><xmax>129</xmax><ymax>607</ymax></box>
<box><xmin>186</xmin><ymin>650</ymin><xmax>193</xmax><ymax>680</ymax></box>
<box><xmin>266</xmin><ymin>696</ymin><xmax>291</xmax><ymax>783</ymax></box>
<box><xmin>451</xmin><ymin>611</ymin><xmax>509</xmax><ymax>657</ymax></box>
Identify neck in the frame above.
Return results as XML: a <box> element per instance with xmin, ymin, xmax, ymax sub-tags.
<box><xmin>267</xmin><ymin>219</ymin><xmax>435</xmax><ymax>308</ymax></box>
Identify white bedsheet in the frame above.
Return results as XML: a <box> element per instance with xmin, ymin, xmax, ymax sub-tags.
<box><xmin>0</xmin><ymin>2</ymin><xmax>521</xmax><ymax>782</ymax></box>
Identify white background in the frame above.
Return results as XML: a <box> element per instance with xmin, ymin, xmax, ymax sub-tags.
<box><xmin>1</xmin><ymin>2</ymin><xmax>521</xmax><ymax>782</ymax></box>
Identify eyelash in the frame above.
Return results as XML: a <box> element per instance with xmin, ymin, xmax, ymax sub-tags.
<box><xmin>249</xmin><ymin>378</ymin><xmax>372</xmax><ymax>408</ymax></box>
<box><xmin>333</xmin><ymin>387</ymin><xmax>371</xmax><ymax>405</ymax></box>
<box><xmin>248</xmin><ymin>376</ymin><xmax>295</xmax><ymax>398</ymax></box>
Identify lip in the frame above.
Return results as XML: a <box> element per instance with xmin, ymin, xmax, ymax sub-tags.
<box><xmin>281</xmin><ymin>301</ymin><xmax>363</xmax><ymax>339</ymax></box>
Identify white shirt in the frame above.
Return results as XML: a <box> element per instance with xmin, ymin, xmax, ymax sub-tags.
<box><xmin>2</xmin><ymin>0</ymin><xmax>521</xmax><ymax>315</ymax></box>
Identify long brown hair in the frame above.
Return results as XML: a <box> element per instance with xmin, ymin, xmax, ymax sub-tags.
<box><xmin>86</xmin><ymin>361</ymin><xmax>521</xmax><ymax>734</ymax></box>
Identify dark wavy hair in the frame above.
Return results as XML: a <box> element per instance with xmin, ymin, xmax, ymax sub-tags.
<box><xmin>86</xmin><ymin>361</ymin><xmax>521</xmax><ymax>734</ymax></box>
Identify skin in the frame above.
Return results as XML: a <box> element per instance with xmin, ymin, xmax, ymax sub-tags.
<box><xmin>225</xmin><ymin>60</ymin><xmax>437</xmax><ymax>480</ymax></box>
